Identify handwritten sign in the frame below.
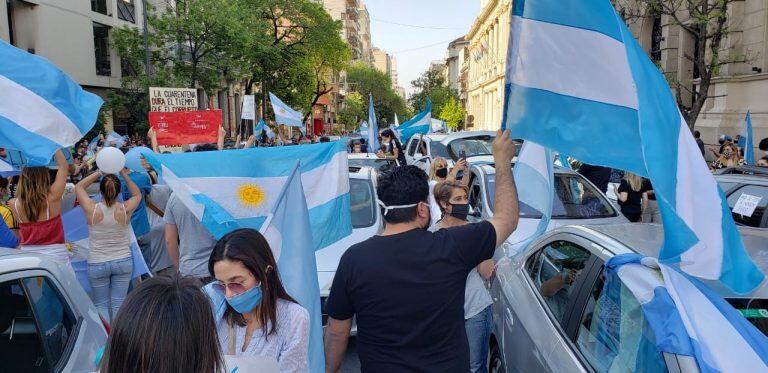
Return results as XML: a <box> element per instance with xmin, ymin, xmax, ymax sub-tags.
<box><xmin>241</xmin><ymin>95</ymin><xmax>255</xmax><ymax>120</ymax></box>
<box><xmin>732</xmin><ymin>193</ymin><xmax>762</xmax><ymax>217</ymax></box>
<box><xmin>149</xmin><ymin>110</ymin><xmax>221</xmax><ymax>146</ymax></box>
<box><xmin>149</xmin><ymin>87</ymin><xmax>198</xmax><ymax>112</ymax></box>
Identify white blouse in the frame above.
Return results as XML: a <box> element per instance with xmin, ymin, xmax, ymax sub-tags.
<box><xmin>216</xmin><ymin>299</ymin><xmax>310</xmax><ymax>373</ymax></box>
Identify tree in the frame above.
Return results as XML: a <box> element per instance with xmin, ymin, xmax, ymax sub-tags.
<box><xmin>409</xmin><ymin>69</ymin><xmax>458</xmax><ymax>116</ymax></box>
<box><xmin>338</xmin><ymin>91</ymin><xmax>365</xmax><ymax>131</ymax></box>
<box><xmin>346</xmin><ymin>63</ymin><xmax>408</xmax><ymax>125</ymax></box>
<box><xmin>616</xmin><ymin>0</ymin><xmax>748</xmax><ymax>129</ymax></box>
<box><xmin>439</xmin><ymin>96</ymin><xmax>466</xmax><ymax>130</ymax></box>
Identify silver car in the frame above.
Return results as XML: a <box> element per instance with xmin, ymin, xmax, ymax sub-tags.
<box><xmin>0</xmin><ymin>249</ymin><xmax>107</xmax><ymax>372</ymax></box>
<box><xmin>714</xmin><ymin>167</ymin><xmax>768</xmax><ymax>230</ymax></box>
<box><xmin>489</xmin><ymin>223</ymin><xmax>768</xmax><ymax>372</ymax></box>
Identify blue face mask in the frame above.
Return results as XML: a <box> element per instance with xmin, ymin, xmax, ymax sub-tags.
<box><xmin>225</xmin><ymin>285</ymin><xmax>263</xmax><ymax>314</ymax></box>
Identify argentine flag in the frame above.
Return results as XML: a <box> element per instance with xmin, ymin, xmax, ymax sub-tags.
<box><xmin>507</xmin><ymin>141</ymin><xmax>554</xmax><ymax>255</ymax></box>
<box><xmin>397</xmin><ymin>100</ymin><xmax>432</xmax><ymax>143</ymax></box>
<box><xmin>502</xmin><ymin>0</ymin><xmax>763</xmax><ymax>293</ymax></box>
<box><xmin>0</xmin><ymin>40</ymin><xmax>103</xmax><ymax>165</ymax></box>
<box><xmin>253</xmin><ymin>119</ymin><xmax>275</xmax><ymax>140</ymax></box>
<box><xmin>357</xmin><ymin>121</ymin><xmax>369</xmax><ymax>137</ymax></box>
<box><xmin>269</xmin><ymin>92</ymin><xmax>303</xmax><ymax>127</ymax></box>
<box><xmin>741</xmin><ymin>111</ymin><xmax>756</xmax><ymax>165</ymax></box>
<box><xmin>146</xmin><ymin>141</ymin><xmax>352</xmax><ymax>250</ymax></box>
<box><xmin>368</xmin><ymin>95</ymin><xmax>380</xmax><ymax>152</ymax></box>
<box><xmin>106</xmin><ymin>131</ymin><xmax>127</xmax><ymax>148</ymax></box>
<box><xmin>260</xmin><ymin>162</ymin><xmax>324</xmax><ymax>372</ymax></box>
<box><xmin>604</xmin><ymin>254</ymin><xmax>768</xmax><ymax>371</ymax></box>
<box><xmin>0</xmin><ymin>158</ymin><xmax>19</xmax><ymax>178</ymax></box>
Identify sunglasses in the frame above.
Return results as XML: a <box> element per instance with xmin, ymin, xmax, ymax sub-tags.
<box><xmin>212</xmin><ymin>278</ymin><xmax>260</xmax><ymax>296</ymax></box>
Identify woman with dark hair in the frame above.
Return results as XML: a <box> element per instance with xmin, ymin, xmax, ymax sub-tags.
<box><xmin>377</xmin><ymin>129</ymin><xmax>407</xmax><ymax>166</ymax></box>
<box><xmin>102</xmin><ymin>276</ymin><xmax>226</xmax><ymax>373</ymax></box>
<box><xmin>8</xmin><ymin>149</ymin><xmax>70</xmax><ymax>265</ymax></box>
<box><xmin>206</xmin><ymin>228</ymin><xmax>309</xmax><ymax>372</ymax></box>
<box><xmin>75</xmin><ymin>167</ymin><xmax>142</xmax><ymax>321</ymax></box>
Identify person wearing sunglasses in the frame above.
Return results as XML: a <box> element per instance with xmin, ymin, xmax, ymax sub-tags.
<box><xmin>204</xmin><ymin>228</ymin><xmax>309</xmax><ymax>372</ymax></box>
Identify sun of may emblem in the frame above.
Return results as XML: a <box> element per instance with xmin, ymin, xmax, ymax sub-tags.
<box><xmin>237</xmin><ymin>183</ymin><xmax>265</xmax><ymax>208</ymax></box>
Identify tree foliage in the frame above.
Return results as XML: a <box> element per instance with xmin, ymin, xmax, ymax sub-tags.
<box><xmin>346</xmin><ymin>63</ymin><xmax>409</xmax><ymax>126</ymax></box>
<box><xmin>408</xmin><ymin>69</ymin><xmax>458</xmax><ymax>116</ymax></box>
<box><xmin>439</xmin><ymin>96</ymin><xmax>466</xmax><ymax>130</ymax></box>
<box><xmin>338</xmin><ymin>91</ymin><xmax>365</xmax><ymax>131</ymax></box>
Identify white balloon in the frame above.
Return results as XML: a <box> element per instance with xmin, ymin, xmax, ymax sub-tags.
<box><xmin>96</xmin><ymin>147</ymin><xmax>126</xmax><ymax>174</ymax></box>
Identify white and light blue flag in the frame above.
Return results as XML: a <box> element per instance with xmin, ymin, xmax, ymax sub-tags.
<box><xmin>431</xmin><ymin>118</ymin><xmax>448</xmax><ymax>133</ymax></box>
<box><xmin>394</xmin><ymin>113</ymin><xmax>400</xmax><ymax>126</ymax></box>
<box><xmin>0</xmin><ymin>158</ymin><xmax>19</xmax><ymax>178</ymax></box>
<box><xmin>507</xmin><ymin>141</ymin><xmax>554</xmax><ymax>255</ymax></box>
<box><xmin>268</xmin><ymin>92</ymin><xmax>303</xmax><ymax>127</ymax></box>
<box><xmin>368</xmin><ymin>95</ymin><xmax>380</xmax><ymax>152</ymax></box>
<box><xmin>260</xmin><ymin>162</ymin><xmax>324</xmax><ymax>373</ymax></box>
<box><xmin>502</xmin><ymin>0</ymin><xmax>763</xmax><ymax>293</ymax></box>
<box><xmin>253</xmin><ymin>119</ymin><xmax>275</xmax><ymax>140</ymax></box>
<box><xmin>0</xmin><ymin>40</ymin><xmax>103</xmax><ymax>165</ymax></box>
<box><xmin>741</xmin><ymin>111</ymin><xmax>755</xmax><ymax>165</ymax></box>
<box><xmin>357</xmin><ymin>121</ymin><xmax>369</xmax><ymax>137</ymax></box>
<box><xmin>604</xmin><ymin>254</ymin><xmax>768</xmax><ymax>372</ymax></box>
<box><xmin>106</xmin><ymin>131</ymin><xmax>127</xmax><ymax>148</ymax></box>
<box><xmin>146</xmin><ymin>141</ymin><xmax>352</xmax><ymax>250</ymax></box>
<box><xmin>397</xmin><ymin>100</ymin><xmax>432</xmax><ymax>143</ymax></box>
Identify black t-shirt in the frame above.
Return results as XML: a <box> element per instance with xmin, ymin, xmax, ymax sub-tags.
<box><xmin>642</xmin><ymin>179</ymin><xmax>656</xmax><ymax>201</ymax></box>
<box><xmin>579</xmin><ymin>164</ymin><xmax>612</xmax><ymax>193</ymax></box>
<box><xmin>386</xmin><ymin>140</ymin><xmax>407</xmax><ymax>166</ymax></box>
<box><xmin>325</xmin><ymin>221</ymin><xmax>497</xmax><ymax>373</ymax></box>
<box><xmin>617</xmin><ymin>179</ymin><xmax>647</xmax><ymax>214</ymax></box>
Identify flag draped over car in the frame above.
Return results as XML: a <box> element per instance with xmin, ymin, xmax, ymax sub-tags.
<box><xmin>146</xmin><ymin>141</ymin><xmax>352</xmax><ymax>250</ymax></box>
<box><xmin>0</xmin><ymin>40</ymin><xmax>102</xmax><ymax>165</ymax></box>
<box><xmin>502</xmin><ymin>0</ymin><xmax>763</xmax><ymax>294</ymax></box>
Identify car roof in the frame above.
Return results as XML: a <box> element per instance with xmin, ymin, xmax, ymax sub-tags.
<box><xmin>438</xmin><ymin>131</ymin><xmax>496</xmax><ymax>145</ymax></box>
<box><xmin>575</xmin><ymin>223</ymin><xmax>768</xmax><ymax>299</ymax></box>
<box><xmin>475</xmin><ymin>162</ymin><xmax>578</xmax><ymax>175</ymax></box>
<box><xmin>714</xmin><ymin>173</ymin><xmax>768</xmax><ymax>186</ymax></box>
<box><xmin>715</xmin><ymin>166</ymin><xmax>768</xmax><ymax>178</ymax></box>
<box><xmin>347</xmin><ymin>165</ymin><xmax>375</xmax><ymax>180</ymax></box>
<box><xmin>347</xmin><ymin>153</ymin><xmax>380</xmax><ymax>159</ymax></box>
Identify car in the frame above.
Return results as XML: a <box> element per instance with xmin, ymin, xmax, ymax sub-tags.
<box><xmin>404</xmin><ymin>131</ymin><xmax>518</xmax><ymax>174</ymax></box>
<box><xmin>488</xmin><ymin>223</ymin><xmax>768</xmax><ymax>373</ymax></box>
<box><xmin>0</xmin><ymin>249</ymin><xmax>108</xmax><ymax>372</ymax></box>
<box><xmin>714</xmin><ymin>166</ymin><xmax>768</xmax><ymax>229</ymax></box>
<box><xmin>347</xmin><ymin>153</ymin><xmax>397</xmax><ymax>173</ymax></box>
<box><xmin>316</xmin><ymin>166</ymin><xmax>382</xmax><ymax>331</ymax></box>
<box><xmin>467</xmin><ymin>163</ymin><xmax>628</xmax><ymax>253</ymax></box>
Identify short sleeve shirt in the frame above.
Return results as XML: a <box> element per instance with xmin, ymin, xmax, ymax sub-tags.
<box><xmin>325</xmin><ymin>221</ymin><xmax>497</xmax><ymax>372</ymax></box>
<box><xmin>617</xmin><ymin>179</ymin><xmax>647</xmax><ymax>214</ymax></box>
<box><xmin>163</xmin><ymin>193</ymin><xmax>217</xmax><ymax>278</ymax></box>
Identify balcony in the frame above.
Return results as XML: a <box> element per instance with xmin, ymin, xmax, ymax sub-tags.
<box><xmin>117</xmin><ymin>0</ymin><xmax>136</xmax><ymax>23</ymax></box>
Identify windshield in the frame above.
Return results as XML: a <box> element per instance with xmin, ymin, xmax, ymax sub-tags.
<box><xmin>349</xmin><ymin>179</ymin><xmax>376</xmax><ymax>228</ymax></box>
<box><xmin>448</xmin><ymin>137</ymin><xmax>494</xmax><ymax>160</ymax></box>
<box><xmin>430</xmin><ymin>142</ymin><xmax>451</xmax><ymax>159</ymax></box>
<box><xmin>348</xmin><ymin>158</ymin><xmax>395</xmax><ymax>173</ymax></box>
<box><xmin>486</xmin><ymin>172</ymin><xmax>617</xmax><ymax>219</ymax></box>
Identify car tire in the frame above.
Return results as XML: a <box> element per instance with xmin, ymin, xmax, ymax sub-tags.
<box><xmin>489</xmin><ymin>340</ymin><xmax>505</xmax><ymax>373</ymax></box>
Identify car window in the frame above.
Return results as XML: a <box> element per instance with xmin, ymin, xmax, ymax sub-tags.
<box><xmin>348</xmin><ymin>158</ymin><xmax>394</xmax><ymax>173</ymax></box>
<box><xmin>575</xmin><ymin>269</ymin><xmax>668</xmax><ymax>372</ymax></box>
<box><xmin>349</xmin><ymin>179</ymin><xmax>376</xmax><ymax>229</ymax></box>
<box><xmin>717</xmin><ymin>181</ymin><xmax>739</xmax><ymax>194</ymax></box>
<box><xmin>0</xmin><ymin>277</ymin><xmax>77</xmax><ymax>372</ymax></box>
<box><xmin>487</xmin><ymin>173</ymin><xmax>617</xmax><ymax>219</ymax></box>
<box><xmin>726</xmin><ymin>298</ymin><xmax>768</xmax><ymax>337</ymax></box>
<box><xmin>525</xmin><ymin>241</ymin><xmax>592</xmax><ymax>323</ymax></box>
<box><xmin>430</xmin><ymin>142</ymin><xmax>451</xmax><ymax>160</ymax></box>
<box><xmin>469</xmin><ymin>173</ymin><xmax>485</xmax><ymax>219</ymax></box>
<box><xmin>448</xmin><ymin>137</ymin><xmax>493</xmax><ymax>159</ymax></box>
<box><xmin>726</xmin><ymin>185</ymin><xmax>768</xmax><ymax>228</ymax></box>
<box><xmin>407</xmin><ymin>139</ymin><xmax>418</xmax><ymax>156</ymax></box>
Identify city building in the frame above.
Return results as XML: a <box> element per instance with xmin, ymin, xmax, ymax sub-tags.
<box><xmin>319</xmin><ymin>0</ymin><xmax>363</xmax><ymax>61</ymax></box>
<box><xmin>357</xmin><ymin>2</ymin><xmax>373</xmax><ymax>66</ymax></box>
<box><xmin>445</xmin><ymin>36</ymin><xmax>468</xmax><ymax>92</ymax></box>
<box><xmin>372</xmin><ymin>47</ymin><xmax>390</xmax><ymax>75</ymax></box>
<box><xmin>465</xmin><ymin>0</ymin><xmax>511</xmax><ymax>131</ymax></box>
<box><xmin>618</xmin><ymin>0</ymin><xmax>768</xmax><ymax>146</ymax></box>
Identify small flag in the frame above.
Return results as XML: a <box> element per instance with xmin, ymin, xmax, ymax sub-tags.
<box><xmin>397</xmin><ymin>100</ymin><xmax>432</xmax><ymax>143</ymax></box>
<box><xmin>368</xmin><ymin>95</ymin><xmax>380</xmax><ymax>152</ymax></box>
<box><xmin>268</xmin><ymin>92</ymin><xmax>303</xmax><ymax>127</ymax></box>
<box><xmin>742</xmin><ymin>111</ymin><xmax>755</xmax><ymax>165</ymax></box>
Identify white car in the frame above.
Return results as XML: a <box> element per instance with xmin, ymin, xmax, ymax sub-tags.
<box><xmin>404</xmin><ymin>131</ymin><xmax>520</xmax><ymax>174</ymax></box>
<box><xmin>0</xmin><ymin>249</ymin><xmax>108</xmax><ymax>372</ymax></box>
<box><xmin>347</xmin><ymin>153</ymin><xmax>397</xmax><ymax>174</ymax></box>
<box><xmin>316</xmin><ymin>166</ymin><xmax>382</xmax><ymax>328</ymax></box>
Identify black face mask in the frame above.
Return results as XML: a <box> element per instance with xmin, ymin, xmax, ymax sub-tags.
<box><xmin>435</xmin><ymin>168</ymin><xmax>448</xmax><ymax>178</ymax></box>
<box><xmin>449</xmin><ymin>203</ymin><xmax>470</xmax><ymax>221</ymax></box>
<box><xmin>718</xmin><ymin>139</ymin><xmax>725</xmax><ymax>145</ymax></box>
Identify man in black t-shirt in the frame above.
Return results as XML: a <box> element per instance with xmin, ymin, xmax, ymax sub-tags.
<box><xmin>324</xmin><ymin>130</ymin><xmax>520</xmax><ymax>373</ymax></box>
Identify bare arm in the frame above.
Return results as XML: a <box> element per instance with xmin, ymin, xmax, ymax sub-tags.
<box><xmin>488</xmin><ymin>130</ymin><xmax>519</xmax><ymax>247</ymax></box>
<box><xmin>165</xmin><ymin>224</ymin><xmax>180</xmax><ymax>268</ymax></box>
<box><xmin>217</xmin><ymin>126</ymin><xmax>226</xmax><ymax>151</ymax></box>
<box><xmin>324</xmin><ymin>317</ymin><xmax>352</xmax><ymax>373</ymax></box>
<box><xmin>477</xmin><ymin>259</ymin><xmax>494</xmax><ymax>280</ymax></box>
<box><xmin>148</xmin><ymin>127</ymin><xmax>160</xmax><ymax>153</ymax></box>
<box><xmin>642</xmin><ymin>192</ymin><xmax>649</xmax><ymax>212</ymax></box>
<box><xmin>244</xmin><ymin>135</ymin><xmax>257</xmax><ymax>149</ymax></box>
<box><xmin>75</xmin><ymin>171</ymin><xmax>101</xmax><ymax>223</ymax></box>
<box><xmin>49</xmin><ymin>150</ymin><xmax>69</xmax><ymax>201</ymax></box>
<box><xmin>120</xmin><ymin>169</ymin><xmax>143</xmax><ymax>213</ymax></box>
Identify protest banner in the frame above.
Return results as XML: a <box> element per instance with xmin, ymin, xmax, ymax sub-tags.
<box><xmin>149</xmin><ymin>87</ymin><xmax>198</xmax><ymax>112</ymax></box>
<box><xmin>149</xmin><ymin>110</ymin><xmax>221</xmax><ymax>146</ymax></box>
<box><xmin>241</xmin><ymin>95</ymin><xmax>256</xmax><ymax>120</ymax></box>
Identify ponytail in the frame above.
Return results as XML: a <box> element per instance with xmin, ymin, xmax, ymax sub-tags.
<box><xmin>99</xmin><ymin>174</ymin><xmax>122</xmax><ymax>207</ymax></box>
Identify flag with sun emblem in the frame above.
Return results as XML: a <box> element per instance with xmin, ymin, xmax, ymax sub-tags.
<box><xmin>268</xmin><ymin>92</ymin><xmax>304</xmax><ymax>127</ymax></box>
<box><xmin>145</xmin><ymin>140</ymin><xmax>352</xmax><ymax>250</ymax></box>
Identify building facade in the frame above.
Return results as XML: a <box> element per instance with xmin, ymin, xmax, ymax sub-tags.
<box><xmin>357</xmin><ymin>2</ymin><xmax>373</xmax><ymax>66</ymax></box>
<box><xmin>618</xmin><ymin>0</ymin><xmax>768</xmax><ymax>148</ymax></box>
<box><xmin>372</xmin><ymin>47</ymin><xmax>390</xmax><ymax>75</ymax></box>
<box><xmin>320</xmin><ymin>0</ymin><xmax>363</xmax><ymax>61</ymax></box>
<box><xmin>445</xmin><ymin>36</ymin><xmax>468</xmax><ymax>92</ymax></box>
<box><xmin>465</xmin><ymin>0</ymin><xmax>511</xmax><ymax>131</ymax></box>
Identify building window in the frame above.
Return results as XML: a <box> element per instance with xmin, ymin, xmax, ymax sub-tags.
<box><xmin>93</xmin><ymin>23</ymin><xmax>111</xmax><ymax>76</ymax></box>
<box><xmin>91</xmin><ymin>0</ymin><xmax>108</xmax><ymax>15</ymax></box>
<box><xmin>120</xmin><ymin>57</ymin><xmax>134</xmax><ymax>78</ymax></box>
<box><xmin>650</xmin><ymin>16</ymin><xmax>662</xmax><ymax>63</ymax></box>
<box><xmin>117</xmin><ymin>0</ymin><xmax>136</xmax><ymax>23</ymax></box>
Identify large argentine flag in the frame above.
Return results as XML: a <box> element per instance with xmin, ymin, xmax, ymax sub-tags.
<box><xmin>260</xmin><ymin>163</ymin><xmax>324</xmax><ymax>372</ymax></box>
<box><xmin>503</xmin><ymin>0</ymin><xmax>763</xmax><ymax>293</ymax></box>
<box><xmin>0</xmin><ymin>41</ymin><xmax>103</xmax><ymax>165</ymax></box>
<box><xmin>397</xmin><ymin>100</ymin><xmax>432</xmax><ymax>143</ymax></box>
<box><xmin>269</xmin><ymin>92</ymin><xmax>303</xmax><ymax>127</ymax></box>
<box><xmin>146</xmin><ymin>141</ymin><xmax>352</xmax><ymax>250</ymax></box>
<box><xmin>507</xmin><ymin>141</ymin><xmax>554</xmax><ymax>254</ymax></box>
<box><xmin>0</xmin><ymin>158</ymin><xmax>19</xmax><ymax>178</ymax></box>
<box><xmin>604</xmin><ymin>254</ymin><xmax>768</xmax><ymax>372</ymax></box>
<box><xmin>367</xmin><ymin>95</ymin><xmax>380</xmax><ymax>152</ymax></box>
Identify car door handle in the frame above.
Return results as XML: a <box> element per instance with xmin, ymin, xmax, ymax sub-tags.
<box><xmin>505</xmin><ymin>307</ymin><xmax>514</xmax><ymax>328</ymax></box>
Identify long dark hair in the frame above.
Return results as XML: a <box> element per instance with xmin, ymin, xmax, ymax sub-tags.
<box><xmin>101</xmin><ymin>276</ymin><xmax>224</xmax><ymax>373</ymax></box>
<box><xmin>381</xmin><ymin>129</ymin><xmax>402</xmax><ymax>151</ymax></box>
<box><xmin>99</xmin><ymin>174</ymin><xmax>121</xmax><ymax>207</ymax></box>
<box><xmin>208</xmin><ymin>228</ymin><xmax>296</xmax><ymax>336</ymax></box>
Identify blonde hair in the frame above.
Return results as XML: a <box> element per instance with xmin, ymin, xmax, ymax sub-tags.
<box><xmin>429</xmin><ymin>157</ymin><xmax>448</xmax><ymax>181</ymax></box>
<box><xmin>433</xmin><ymin>181</ymin><xmax>468</xmax><ymax>216</ymax></box>
<box><xmin>18</xmin><ymin>167</ymin><xmax>51</xmax><ymax>222</ymax></box>
<box><xmin>624</xmin><ymin>172</ymin><xmax>643</xmax><ymax>192</ymax></box>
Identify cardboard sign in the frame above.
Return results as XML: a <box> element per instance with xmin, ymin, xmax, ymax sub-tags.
<box><xmin>732</xmin><ymin>193</ymin><xmax>762</xmax><ymax>217</ymax></box>
<box><xmin>241</xmin><ymin>95</ymin><xmax>255</xmax><ymax>120</ymax></box>
<box><xmin>149</xmin><ymin>87</ymin><xmax>198</xmax><ymax>112</ymax></box>
<box><xmin>149</xmin><ymin>110</ymin><xmax>221</xmax><ymax>146</ymax></box>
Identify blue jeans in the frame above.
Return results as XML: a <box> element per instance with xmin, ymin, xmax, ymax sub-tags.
<box><xmin>88</xmin><ymin>257</ymin><xmax>133</xmax><ymax>323</ymax></box>
<box><xmin>466</xmin><ymin>305</ymin><xmax>493</xmax><ymax>373</ymax></box>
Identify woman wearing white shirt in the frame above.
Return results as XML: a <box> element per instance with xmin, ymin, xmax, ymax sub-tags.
<box><xmin>205</xmin><ymin>228</ymin><xmax>309</xmax><ymax>372</ymax></box>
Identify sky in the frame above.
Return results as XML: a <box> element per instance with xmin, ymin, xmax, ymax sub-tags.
<box><xmin>364</xmin><ymin>0</ymin><xmax>480</xmax><ymax>98</ymax></box>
